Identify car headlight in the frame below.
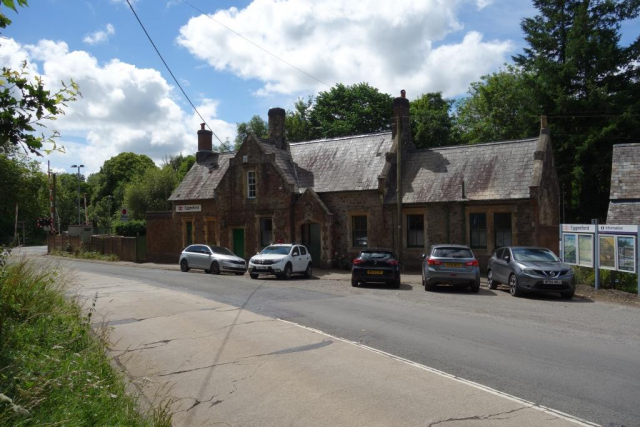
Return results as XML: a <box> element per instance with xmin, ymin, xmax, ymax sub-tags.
<box><xmin>567</xmin><ymin>269</ymin><xmax>574</xmax><ymax>276</ymax></box>
<box><xmin>522</xmin><ymin>268</ymin><xmax>537</xmax><ymax>276</ymax></box>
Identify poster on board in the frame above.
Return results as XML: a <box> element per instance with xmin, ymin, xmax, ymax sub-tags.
<box><xmin>563</xmin><ymin>234</ymin><xmax>577</xmax><ymax>265</ymax></box>
<box><xmin>617</xmin><ymin>236</ymin><xmax>636</xmax><ymax>273</ymax></box>
<box><xmin>578</xmin><ymin>234</ymin><xmax>594</xmax><ymax>267</ymax></box>
<box><xmin>599</xmin><ymin>235</ymin><xmax>616</xmax><ymax>270</ymax></box>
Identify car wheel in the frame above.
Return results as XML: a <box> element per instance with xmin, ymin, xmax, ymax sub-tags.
<box><xmin>210</xmin><ymin>261</ymin><xmax>221</xmax><ymax>275</ymax></box>
<box><xmin>304</xmin><ymin>263</ymin><xmax>313</xmax><ymax>279</ymax></box>
<box><xmin>283</xmin><ymin>263</ymin><xmax>292</xmax><ymax>280</ymax></box>
<box><xmin>391</xmin><ymin>280</ymin><xmax>401</xmax><ymax>289</ymax></box>
<box><xmin>509</xmin><ymin>274</ymin><xmax>522</xmax><ymax>297</ymax></box>
<box><xmin>351</xmin><ymin>279</ymin><xmax>358</xmax><ymax>287</ymax></box>
<box><xmin>560</xmin><ymin>290</ymin><xmax>574</xmax><ymax>299</ymax></box>
<box><xmin>487</xmin><ymin>269</ymin><xmax>497</xmax><ymax>290</ymax></box>
<box><xmin>425</xmin><ymin>281</ymin><xmax>436</xmax><ymax>292</ymax></box>
<box><xmin>470</xmin><ymin>280</ymin><xmax>480</xmax><ymax>293</ymax></box>
<box><xmin>180</xmin><ymin>259</ymin><xmax>189</xmax><ymax>272</ymax></box>
<box><xmin>250</xmin><ymin>272</ymin><xmax>259</xmax><ymax>279</ymax></box>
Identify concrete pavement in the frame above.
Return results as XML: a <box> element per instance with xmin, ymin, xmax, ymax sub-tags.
<box><xmin>77</xmin><ymin>270</ymin><xmax>594</xmax><ymax>427</ymax></box>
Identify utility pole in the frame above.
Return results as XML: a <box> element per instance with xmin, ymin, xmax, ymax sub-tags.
<box><xmin>71</xmin><ymin>164</ymin><xmax>84</xmax><ymax>225</ymax></box>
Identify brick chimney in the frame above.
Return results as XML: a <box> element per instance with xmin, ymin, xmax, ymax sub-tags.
<box><xmin>392</xmin><ymin>90</ymin><xmax>415</xmax><ymax>151</ymax></box>
<box><xmin>196</xmin><ymin>123</ymin><xmax>218</xmax><ymax>166</ymax></box>
<box><xmin>268</xmin><ymin>107</ymin><xmax>288</xmax><ymax>152</ymax></box>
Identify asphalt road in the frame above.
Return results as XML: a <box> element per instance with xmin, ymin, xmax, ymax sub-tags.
<box><xmin>57</xmin><ymin>257</ymin><xmax>639</xmax><ymax>426</ymax></box>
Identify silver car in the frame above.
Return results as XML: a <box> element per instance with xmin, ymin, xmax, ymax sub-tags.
<box><xmin>422</xmin><ymin>245</ymin><xmax>481</xmax><ymax>292</ymax></box>
<box><xmin>179</xmin><ymin>244</ymin><xmax>246</xmax><ymax>275</ymax></box>
<box><xmin>487</xmin><ymin>246</ymin><xmax>575</xmax><ymax>298</ymax></box>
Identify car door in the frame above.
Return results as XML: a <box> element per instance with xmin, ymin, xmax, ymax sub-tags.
<box><xmin>291</xmin><ymin>246</ymin><xmax>304</xmax><ymax>272</ymax></box>
<box><xmin>194</xmin><ymin>245</ymin><xmax>210</xmax><ymax>268</ymax></box>
<box><xmin>492</xmin><ymin>248</ymin><xmax>506</xmax><ymax>282</ymax></box>
<box><xmin>300</xmin><ymin>246</ymin><xmax>311</xmax><ymax>267</ymax></box>
<box><xmin>502</xmin><ymin>248</ymin><xmax>515</xmax><ymax>279</ymax></box>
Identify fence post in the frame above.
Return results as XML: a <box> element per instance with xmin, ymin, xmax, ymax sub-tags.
<box><xmin>593</xmin><ymin>220</ymin><xmax>600</xmax><ymax>290</ymax></box>
<box><xmin>637</xmin><ymin>227</ymin><xmax>640</xmax><ymax>297</ymax></box>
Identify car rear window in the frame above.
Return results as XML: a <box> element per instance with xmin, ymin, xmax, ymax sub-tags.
<box><xmin>360</xmin><ymin>251</ymin><xmax>395</xmax><ymax>260</ymax></box>
<box><xmin>433</xmin><ymin>248</ymin><xmax>473</xmax><ymax>258</ymax></box>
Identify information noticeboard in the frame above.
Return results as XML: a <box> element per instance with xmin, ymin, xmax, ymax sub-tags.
<box><xmin>563</xmin><ymin>233</ymin><xmax>593</xmax><ymax>268</ymax></box>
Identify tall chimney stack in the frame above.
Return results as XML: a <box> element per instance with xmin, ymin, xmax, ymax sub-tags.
<box><xmin>392</xmin><ymin>90</ymin><xmax>414</xmax><ymax>151</ymax></box>
<box><xmin>268</xmin><ymin>107</ymin><xmax>288</xmax><ymax>152</ymax></box>
<box><xmin>196</xmin><ymin>123</ymin><xmax>218</xmax><ymax>166</ymax></box>
<box><xmin>198</xmin><ymin>123</ymin><xmax>213</xmax><ymax>152</ymax></box>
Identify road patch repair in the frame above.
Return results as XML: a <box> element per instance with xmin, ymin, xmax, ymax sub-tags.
<box><xmin>76</xmin><ymin>271</ymin><xmax>598</xmax><ymax>426</ymax></box>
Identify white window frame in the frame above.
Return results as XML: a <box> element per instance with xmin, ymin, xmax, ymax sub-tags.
<box><xmin>247</xmin><ymin>170</ymin><xmax>256</xmax><ymax>199</ymax></box>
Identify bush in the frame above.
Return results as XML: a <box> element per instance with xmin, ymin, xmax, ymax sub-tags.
<box><xmin>114</xmin><ymin>220</ymin><xmax>146</xmax><ymax>237</ymax></box>
<box><xmin>0</xmin><ymin>248</ymin><xmax>169</xmax><ymax>426</ymax></box>
<box><xmin>574</xmin><ymin>266</ymin><xmax>638</xmax><ymax>294</ymax></box>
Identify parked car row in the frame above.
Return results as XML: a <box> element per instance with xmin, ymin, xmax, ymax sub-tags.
<box><xmin>179</xmin><ymin>242</ymin><xmax>575</xmax><ymax>299</ymax></box>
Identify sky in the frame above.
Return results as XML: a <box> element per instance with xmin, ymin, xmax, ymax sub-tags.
<box><xmin>1</xmin><ymin>0</ymin><xmax>639</xmax><ymax>175</ymax></box>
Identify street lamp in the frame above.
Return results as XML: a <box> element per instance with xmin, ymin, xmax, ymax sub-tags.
<box><xmin>71</xmin><ymin>164</ymin><xmax>84</xmax><ymax>225</ymax></box>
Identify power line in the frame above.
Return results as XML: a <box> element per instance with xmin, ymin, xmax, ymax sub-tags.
<box><xmin>125</xmin><ymin>0</ymin><xmax>223</xmax><ymax>144</ymax></box>
<box><xmin>181</xmin><ymin>0</ymin><xmax>331</xmax><ymax>89</ymax></box>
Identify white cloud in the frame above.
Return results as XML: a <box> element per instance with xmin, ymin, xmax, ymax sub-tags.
<box><xmin>83</xmin><ymin>23</ymin><xmax>116</xmax><ymax>45</ymax></box>
<box><xmin>0</xmin><ymin>38</ymin><xmax>236</xmax><ymax>174</ymax></box>
<box><xmin>176</xmin><ymin>0</ymin><xmax>513</xmax><ymax>98</ymax></box>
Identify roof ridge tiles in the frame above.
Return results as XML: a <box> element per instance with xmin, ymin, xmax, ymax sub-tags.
<box><xmin>290</xmin><ymin>132</ymin><xmax>392</xmax><ymax>146</ymax></box>
<box><xmin>414</xmin><ymin>137</ymin><xmax>539</xmax><ymax>152</ymax></box>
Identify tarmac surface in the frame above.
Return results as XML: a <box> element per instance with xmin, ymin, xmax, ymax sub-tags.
<box><xmin>14</xmin><ymin>248</ymin><xmax>640</xmax><ymax>426</ymax></box>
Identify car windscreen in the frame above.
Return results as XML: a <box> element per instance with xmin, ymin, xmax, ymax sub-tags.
<box><xmin>211</xmin><ymin>246</ymin><xmax>235</xmax><ymax>256</ymax></box>
<box><xmin>360</xmin><ymin>251</ymin><xmax>394</xmax><ymax>260</ymax></box>
<box><xmin>260</xmin><ymin>246</ymin><xmax>292</xmax><ymax>255</ymax></box>
<box><xmin>433</xmin><ymin>248</ymin><xmax>473</xmax><ymax>258</ymax></box>
<box><xmin>512</xmin><ymin>248</ymin><xmax>559</xmax><ymax>262</ymax></box>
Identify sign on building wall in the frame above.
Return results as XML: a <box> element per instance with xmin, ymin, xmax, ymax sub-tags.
<box><xmin>175</xmin><ymin>204</ymin><xmax>202</xmax><ymax>213</ymax></box>
<box><xmin>562</xmin><ymin>233</ymin><xmax>593</xmax><ymax>267</ymax></box>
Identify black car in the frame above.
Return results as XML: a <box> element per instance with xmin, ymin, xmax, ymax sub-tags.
<box><xmin>351</xmin><ymin>248</ymin><xmax>401</xmax><ymax>288</ymax></box>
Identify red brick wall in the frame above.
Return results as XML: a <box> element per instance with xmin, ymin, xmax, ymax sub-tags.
<box><xmin>146</xmin><ymin>211</ymin><xmax>178</xmax><ymax>263</ymax></box>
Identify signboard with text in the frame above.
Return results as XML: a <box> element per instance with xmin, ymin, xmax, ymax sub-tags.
<box><xmin>175</xmin><ymin>204</ymin><xmax>202</xmax><ymax>213</ymax></box>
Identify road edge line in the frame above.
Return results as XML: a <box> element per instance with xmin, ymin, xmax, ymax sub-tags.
<box><xmin>277</xmin><ymin>318</ymin><xmax>600</xmax><ymax>427</ymax></box>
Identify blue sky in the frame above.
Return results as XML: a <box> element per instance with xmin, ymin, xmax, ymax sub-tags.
<box><xmin>2</xmin><ymin>0</ymin><xmax>638</xmax><ymax>174</ymax></box>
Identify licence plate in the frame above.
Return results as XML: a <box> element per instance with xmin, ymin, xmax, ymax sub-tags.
<box><xmin>255</xmin><ymin>266</ymin><xmax>267</xmax><ymax>270</ymax></box>
<box><xmin>543</xmin><ymin>280</ymin><xmax>562</xmax><ymax>285</ymax></box>
<box><xmin>367</xmin><ymin>270</ymin><xmax>383</xmax><ymax>275</ymax></box>
<box><xmin>445</xmin><ymin>263</ymin><xmax>462</xmax><ymax>268</ymax></box>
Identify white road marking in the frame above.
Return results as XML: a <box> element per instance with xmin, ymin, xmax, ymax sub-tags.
<box><xmin>277</xmin><ymin>318</ymin><xmax>600</xmax><ymax>427</ymax></box>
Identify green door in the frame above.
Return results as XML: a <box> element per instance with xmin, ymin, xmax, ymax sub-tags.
<box><xmin>302</xmin><ymin>223</ymin><xmax>321</xmax><ymax>264</ymax></box>
<box><xmin>233</xmin><ymin>229</ymin><xmax>245</xmax><ymax>258</ymax></box>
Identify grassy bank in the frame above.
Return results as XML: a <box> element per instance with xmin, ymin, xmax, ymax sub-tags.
<box><xmin>0</xmin><ymin>248</ymin><xmax>170</xmax><ymax>426</ymax></box>
<box><xmin>50</xmin><ymin>249</ymin><xmax>119</xmax><ymax>262</ymax></box>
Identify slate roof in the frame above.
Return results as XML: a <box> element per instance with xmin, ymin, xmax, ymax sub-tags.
<box><xmin>257</xmin><ymin>138</ymin><xmax>299</xmax><ymax>188</ymax></box>
<box><xmin>607</xmin><ymin>143</ymin><xmax>640</xmax><ymax>224</ymax></box>
<box><xmin>290</xmin><ymin>133</ymin><xmax>393</xmax><ymax>192</ymax></box>
<box><xmin>393</xmin><ymin>138</ymin><xmax>539</xmax><ymax>203</ymax></box>
<box><xmin>168</xmin><ymin>152</ymin><xmax>233</xmax><ymax>201</ymax></box>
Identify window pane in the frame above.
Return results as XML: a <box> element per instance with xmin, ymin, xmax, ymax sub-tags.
<box><xmin>407</xmin><ymin>214</ymin><xmax>424</xmax><ymax>248</ymax></box>
<box><xmin>352</xmin><ymin>216</ymin><xmax>367</xmax><ymax>247</ymax></box>
<box><xmin>248</xmin><ymin>171</ymin><xmax>256</xmax><ymax>198</ymax></box>
<box><xmin>260</xmin><ymin>218</ymin><xmax>272</xmax><ymax>247</ymax></box>
<box><xmin>494</xmin><ymin>213</ymin><xmax>512</xmax><ymax>248</ymax></box>
<box><xmin>469</xmin><ymin>214</ymin><xmax>487</xmax><ymax>248</ymax></box>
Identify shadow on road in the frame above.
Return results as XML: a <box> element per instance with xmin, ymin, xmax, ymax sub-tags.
<box><xmin>356</xmin><ymin>283</ymin><xmax>414</xmax><ymax>291</ymax></box>
<box><xmin>426</xmin><ymin>286</ymin><xmax>497</xmax><ymax>296</ymax></box>
<box><xmin>493</xmin><ymin>287</ymin><xmax>594</xmax><ymax>303</ymax></box>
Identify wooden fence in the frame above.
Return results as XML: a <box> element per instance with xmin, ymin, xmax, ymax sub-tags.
<box><xmin>47</xmin><ymin>235</ymin><xmax>81</xmax><ymax>253</ymax></box>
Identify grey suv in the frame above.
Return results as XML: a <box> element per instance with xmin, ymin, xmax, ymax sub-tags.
<box><xmin>422</xmin><ymin>245</ymin><xmax>481</xmax><ymax>292</ymax></box>
<box><xmin>487</xmin><ymin>247</ymin><xmax>575</xmax><ymax>298</ymax></box>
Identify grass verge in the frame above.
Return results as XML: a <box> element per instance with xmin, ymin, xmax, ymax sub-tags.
<box><xmin>574</xmin><ymin>266</ymin><xmax>638</xmax><ymax>294</ymax></box>
<box><xmin>51</xmin><ymin>249</ymin><xmax>119</xmax><ymax>262</ymax></box>
<box><xmin>0</xmin><ymin>248</ymin><xmax>171</xmax><ymax>426</ymax></box>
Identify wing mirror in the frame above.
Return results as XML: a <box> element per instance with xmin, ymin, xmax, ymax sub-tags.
<box><xmin>503</xmin><ymin>256</ymin><xmax>510</xmax><ymax>262</ymax></box>
<box><xmin>421</xmin><ymin>253</ymin><xmax>426</xmax><ymax>259</ymax></box>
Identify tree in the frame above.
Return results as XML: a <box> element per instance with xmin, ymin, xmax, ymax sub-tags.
<box><xmin>0</xmin><ymin>154</ymin><xmax>48</xmax><ymax>244</ymax></box>
<box><xmin>455</xmin><ymin>66</ymin><xmax>541</xmax><ymax>144</ymax></box>
<box><xmin>285</xmin><ymin>96</ymin><xmax>318</xmax><ymax>143</ymax></box>
<box><xmin>88</xmin><ymin>152</ymin><xmax>156</xmax><ymax>217</ymax></box>
<box><xmin>310</xmin><ymin>83</ymin><xmax>393</xmax><ymax>138</ymax></box>
<box><xmin>54</xmin><ymin>172</ymin><xmax>91</xmax><ymax>229</ymax></box>
<box><xmin>166</xmin><ymin>153</ymin><xmax>195</xmax><ymax>182</ymax></box>
<box><xmin>514</xmin><ymin>0</ymin><xmax>640</xmax><ymax>222</ymax></box>
<box><xmin>234</xmin><ymin>115</ymin><xmax>268</xmax><ymax>148</ymax></box>
<box><xmin>409</xmin><ymin>92</ymin><xmax>456</xmax><ymax>148</ymax></box>
<box><xmin>123</xmin><ymin>166</ymin><xmax>177</xmax><ymax>220</ymax></box>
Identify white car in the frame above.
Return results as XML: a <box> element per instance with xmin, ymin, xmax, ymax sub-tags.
<box><xmin>248</xmin><ymin>244</ymin><xmax>312</xmax><ymax>280</ymax></box>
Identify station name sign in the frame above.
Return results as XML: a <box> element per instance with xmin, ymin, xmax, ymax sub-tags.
<box><xmin>562</xmin><ymin>224</ymin><xmax>595</xmax><ymax>233</ymax></box>
<box><xmin>598</xmin><ymin>224</ymin><xmax>638</xmax><ymax>233</ymax></box>
<box><xmin>175</xmin><ymin>204</ymin><xmax>202</xmax><ymax>213</ymax></box>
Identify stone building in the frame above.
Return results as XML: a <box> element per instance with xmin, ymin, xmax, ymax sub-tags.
<box><xmin>607</xmin><ymin>143</ymin><xmax>640</xmax><ymax>224</ymax></box>
<box><xmin>147</xmin><ymin>94</ymin><xmax>560</xmax><ymax>269</ymax></box>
